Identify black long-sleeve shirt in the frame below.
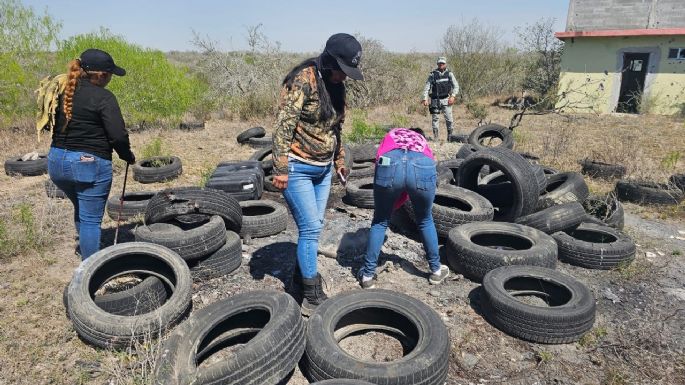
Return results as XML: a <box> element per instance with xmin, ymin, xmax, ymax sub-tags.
<box><xmin>51</xmin><ymin>80</ymin><xmax>134</xmax><ymax>162</ymax></box>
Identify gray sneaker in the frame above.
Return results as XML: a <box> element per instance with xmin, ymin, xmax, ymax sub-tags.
<box><xmin>357</xmin><ymin>270</ymin><xmax>377</xmax><ymax>289</ymax></box>
<box><xmin>429</xmin><ymin>265</ymin><xmax>450</xmax><ymax>285</ymax></box>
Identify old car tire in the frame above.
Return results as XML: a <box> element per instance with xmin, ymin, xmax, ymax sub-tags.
<box><xmin>135</xmin><ymin>215</ymin><xmax>227</xmax><ymax>260</ymax></box>
<box><xmin>446</xmin><ymin>222</ymin><xmax>558</xmax><ymax>282</ymax></box>
<box><xmin>482</xmin><ymin>265</ymin><xmax>596</xmax><ymax>344</ymax></box>
<box><xmin>468</xmin><ymin>124</ymin><xmax>514</xmax><ymax>150</ymax></box>
<box><xmin>106</xmin><ymin>191</ymin><xmax>156</xmax><ymax>221</ymax></box>
<box><xmin>239</xmin><ymin>200</ymin><xmax>288</xmax><ymax>238</ymax></box>
<box><xmin>615</xmin><ymin>180</ymin><xmax>684</xmax><ymax>205</ymax></box>
<box><xmin>515</xmin><ymin>202</ymin><xmax>586</xmax><ymax>234</ymax></box>
<box><xmin>302</xmin><ymin>289</ymin><xmax>449</xmax><ymax>385</ymax></box>
<box><xmin>237</xmin><ymin>126</ymin><xmax>266</xmax><ymax>143</ymax></box>
<box><xmin>132</xmin><ymin>156</ymin><xmax>183</xmax><ymax>184</ymax></box>
<box><xmin>405</xmin><ymin>185</ymin><xmax>494</xmax><ymax>238</ymax></box>
<box><xmin>67</xmin><ymin>242</ymin><xmax>192</xmax><ymax>349</ymax></box>
<box><xmin>552</xmin><ymin>222</ymin><xmax>636</xmax><ymax>270</ymax></box>
<box><xmin>154</xmin><ymin>290</ymin><xmax>304</xmax><ymax>385</ymax></box>
<box><xmin>145</xmin><ymin>187</ymin><xmax>242</xmax><ymax>233</ymax></box>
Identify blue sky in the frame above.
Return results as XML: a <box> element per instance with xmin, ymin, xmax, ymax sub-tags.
<box><xmin>23</xmin><ymin>0</ymin><xmax>569</xmax><ymax>52</ymax></box>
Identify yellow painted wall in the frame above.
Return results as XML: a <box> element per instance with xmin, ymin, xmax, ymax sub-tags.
<box><xmin>557</xmin><ymin>35</ymin><xmax>685</xmax><ymax>114</ymax></box>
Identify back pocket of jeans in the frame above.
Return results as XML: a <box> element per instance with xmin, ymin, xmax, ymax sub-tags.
<box><xmin>72</xmin><ymin>158</ymin><xmax>98</xmax><ymax>183</ymax></box>
<box><xmin>414</xmin><ymin>163</ymin><xmax>436</xmax><ymax>190</ymax></box>
<box><xmin>374</xmin><ymin>163</ymin><xmax>396</xmax><ymax>188</ymax></box>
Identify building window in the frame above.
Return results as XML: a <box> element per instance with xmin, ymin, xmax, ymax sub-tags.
<box><xmin>668</xmin><ymin>48</ymin><xmax>685</xmax><ymax>60</ymax></box>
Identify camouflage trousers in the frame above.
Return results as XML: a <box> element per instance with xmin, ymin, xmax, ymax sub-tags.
<box><xmin>430</xmin><ymin>99</ymin><xmax>453</xmax><ymax>140</ymax></box>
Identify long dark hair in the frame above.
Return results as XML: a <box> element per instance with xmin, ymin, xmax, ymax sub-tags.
<box><xmin>282</xmin><ymin>52</ymin><xmax>345</xmax><ymax>122</ymax></box>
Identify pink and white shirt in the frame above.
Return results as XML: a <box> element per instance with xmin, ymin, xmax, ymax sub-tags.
<box><xmin>376</xmin><ymin>128</ymin><xmax>435</xmax><ymax>160</ymax></box>
<box><xmin>375</xmin><ymin>128</ymin><xmax>435</xmax><ymax>209</ymax></box>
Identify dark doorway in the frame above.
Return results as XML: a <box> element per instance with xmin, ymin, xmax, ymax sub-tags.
<box><xmin>617</xmin><ymin>53</ymin><xmax>649</xmax><ymax>113</ymax></box>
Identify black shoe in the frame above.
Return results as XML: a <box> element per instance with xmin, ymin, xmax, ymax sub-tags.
<box><xmin>301</xmin><ymin>273</ymin><xmax>328</xmax><ymax>316</ymax></box>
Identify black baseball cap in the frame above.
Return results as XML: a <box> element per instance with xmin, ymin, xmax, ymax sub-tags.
<box><xmin>79</xmin><ymin>48</ymin><xmax>126</xmax><ymax>76</ymax></box>
<box><xmin>324</xmin><ymin>33</ymin><xmax>364</xmax><ymax>80</ymax></box>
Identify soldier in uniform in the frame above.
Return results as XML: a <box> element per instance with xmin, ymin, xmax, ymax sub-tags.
<box><xmin>271</xmin><ymin>33</ymin><xmax>364</xmax><ymax>315</ymax></box>
<box><xmin>421</xmin><ymin>57</ymin><xmax>460</xmax><ymax>141</ymax></box>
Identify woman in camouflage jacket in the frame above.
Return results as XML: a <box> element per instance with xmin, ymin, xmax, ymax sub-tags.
<box><xmin>272</xmin><ymin>33</ymin><xmax>364</xmax><ymax>315</ymax></box>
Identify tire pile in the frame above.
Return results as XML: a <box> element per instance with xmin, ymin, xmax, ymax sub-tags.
<box><xmin>338</xmin><ymin>125</ymin><xmax>643</xmax><ymax>345</ymax></box>
<box><xmin>57</xmin><ymin>124</ymin><xmax>678</xmax><ymax>384</ymax></box>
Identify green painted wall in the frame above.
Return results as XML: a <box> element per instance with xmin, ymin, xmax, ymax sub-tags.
<box><xmin>557</xmin><ymin>35</ymin><xmax>685</xmax><ymax>114</ymax></box>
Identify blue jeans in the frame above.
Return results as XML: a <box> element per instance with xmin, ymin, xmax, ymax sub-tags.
<box><xmin>282</xmin><ymin>159</ymin><xmax>332</xmax><ymax>279</ymax></box>
<box><xmin>48</xmin><ymin>147</ymin><xmax>113</xmax><ymax>260</ymax></box>
<box><xmin>360</xmin><ymin>149</ymin><xmax>440</xmax><ymax>277</ymax></box>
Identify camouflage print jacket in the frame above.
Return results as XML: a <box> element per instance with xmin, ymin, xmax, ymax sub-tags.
<box><xmin>272</xmin><ymin>65</ymin><xmax>346</xmax><ymax>176</ymax></box>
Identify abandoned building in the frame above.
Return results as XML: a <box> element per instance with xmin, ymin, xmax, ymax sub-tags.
<box><xmin>555</xmin><ymin>0</ymin><xmax>685</xmax><ymax>114</ymax></box>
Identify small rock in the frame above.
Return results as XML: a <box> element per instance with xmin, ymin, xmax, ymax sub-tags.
<box><xmin>657</xmin><ymin>251</ymin><xmax>665</xmax><ymax>256</ymax></box>
<box><xmin>645</xmin><ymin>251</ymin><xmax>656</xmax><ymax>259</ymax></box>
<box><xmin>460</xmin><ymin>353</ymin><xmax>480</xmax><ymax>370</ymax></box>
<box><xmin>241</xmin><ymin>244</ymin><xmax>249</xmax><ymax>252</ymax></box>
<box><xmin>450</xmin><ymin>273</ymin><xmax>464</xmax><ymax>281</ymax></box>
<box><xmin>429</xmin><ymin>290</ymin><xmax>440</xmax><ymax>297</ymax></box>
<box><xmin>346</xmin><ymin>277</ymin><xmax>356</xmax><ymax>283</ymax></box>
<box><xmin>602</xmin><ymin>287</ymin><xmax>621</xmax><ymax>303</ymax></box>
<box><xmin>678</xmin><ymin>230</ymin><xmax>685</xmax><ymax>235</ymax></box>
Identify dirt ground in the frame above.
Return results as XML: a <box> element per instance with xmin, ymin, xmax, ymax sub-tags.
<box><xmin>0</xmin><ymin>104</ymin><xmax>684</xmax><ymax>385</ymax></box>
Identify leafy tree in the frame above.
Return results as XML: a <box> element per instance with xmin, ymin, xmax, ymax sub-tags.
<box><xmin>0</xmin><ymin>0</ymin><xmax>61</xmax><ymax>126</ymax></box>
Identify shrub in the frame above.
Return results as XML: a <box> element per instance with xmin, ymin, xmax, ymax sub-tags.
<box><xmin>56</xmin><ymin>29</ymin><xmax>207</xmax><ymax>128</ymax></box>
<box><xmin>0</xmin><ymin>0</ymin><xmax>61</xmax><ymax>127</ymax></box>
<box><xmin>346</xmin><ymin>36</ymin><xmax>425</xmax><ymax>108</ymax></box>
<box><xmin>442</xmin><ymin>19</ymin><xmax>525</xmax><ymax>100</ymax></box>
<box><xmin>192</xmin><ymin>25</ymin><xmax>293</xmax><ymax>120</ymax></box>
<box><xmin>345</xmin><ymin>109</ymin><xmax>386</xmax><ymax>143</ymax></box>
<box><xmin>465</xmin><ymin>102</ymin><xmax>488</xmax><ymax>122</ymax></box>
<box><xmin>516</xmin><ymin>17</ymin><xmax>564</xmax><ymax>108</ymax></box>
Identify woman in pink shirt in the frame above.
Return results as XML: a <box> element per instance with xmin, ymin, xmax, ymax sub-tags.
<box><xmin>357</xmin><ymin>128</ymin><xmax>449</xmax><ymax>288</ymax></box>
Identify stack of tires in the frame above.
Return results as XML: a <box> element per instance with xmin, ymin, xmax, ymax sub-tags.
<box><xmin>239</xmin><ymin>126</ymin><xmax>272</xmax><ymax>148</ymax></box>
<box><xmin>205</xmin><ymin>161</ymin><xmax>264</xmax><ymax>201</ymax></box>
<box><xmin>138</xmin><ymin>187</ymin><xmax>244</xmax><ymax>281</ymax></box>
<box><xmin>434</xmin><ymin>141</ymin><xmax>639</xmax><ymax>343</ymax></box>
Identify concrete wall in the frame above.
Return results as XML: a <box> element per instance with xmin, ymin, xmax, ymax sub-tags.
<box><xmin>556</xmin><ymin>35</ymin><xmax>685</xmax><ymax>114</ymax></box>
<box><xmin>567</xmin><ymin>0</ymin><xmax>685</xmax><ymax>31</ymax></box>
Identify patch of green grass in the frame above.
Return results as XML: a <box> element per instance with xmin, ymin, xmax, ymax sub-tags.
<box><xmin>673</xmin><ymin>249</ymin><xmax>682</xmax><ymax>256</ymax></box>
<box><xmin>345</xmin><ymin>109</ymin><xmax>386</xmax><ymax>143</ymax></box>
<box><xmin>615</xmin><ymin>259</ymin><xmax>648</xmax><ymax>281</ymax></box>
<box><xmin>140</xmin><ymin>137</ymin><xmax>172</xmax><ymax>167</ymax></box>
<box><xmin>603</xmin><ymin>369</ymin><xmax>629</xmax><ymax>385</ymax></box>
<box><xmin>535</xmin><ymin>350</ymin><xmax>553</xmax><ymax>364</ymax></box>
<box><xmin>661</xmin><ymin>151</ymin><xmax>681</xmax><ymax>171</ymax></box>
<box><xmin>199</xmin><ymin>164</ymin><xmax>215</xmax><ymax>187</ymax></box>
<box><xmin>390</xmin><ymin>112</ymin><xmax>410</xmax><ymax>128</ymax></box>
<box><xmin>141</xmin><ymin>137</ymin><xmax>166</xmax><ymax>159</ymax></box>
<box><xmin>14</xmin><ymin>203</ymin><xmax>36</xmax><ymax>247</ymax></box>
<box><xmin>465</xmin><ymin>101</ymin><xmax>488</xmax><ymax>122</ymax></box>
<box><xmin>0</xmin><ymin>218</ymin><xmax>13</xmax><ymax>260</ymax></box>
<box><xmin>579</xmin><ymin>326</ymin><xmax>608</xmax><ymax>347</ymax></box>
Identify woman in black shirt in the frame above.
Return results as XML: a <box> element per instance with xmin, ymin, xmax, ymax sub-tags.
<box><xmin>48</xmin><ymin>49</ymin><xmax>135</xmax><ymax>259</ymax></box>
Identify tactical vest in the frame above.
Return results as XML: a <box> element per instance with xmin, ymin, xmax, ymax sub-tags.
<box><xmin>430</xmin><ymin>70</ymin><xmax>453</xmax><ymax>99</ymax></box>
